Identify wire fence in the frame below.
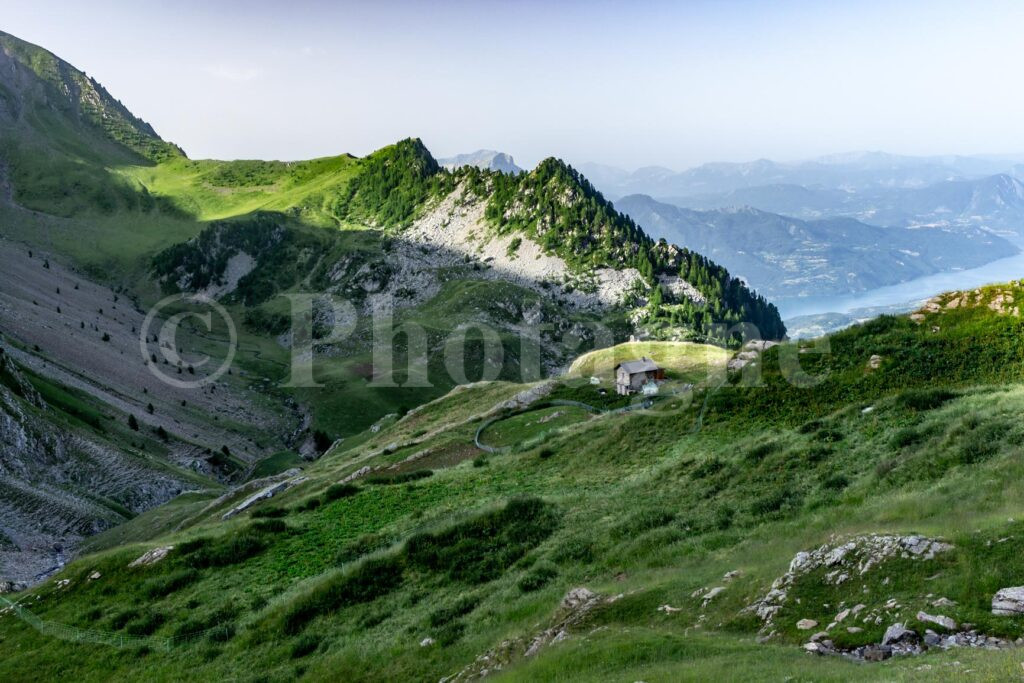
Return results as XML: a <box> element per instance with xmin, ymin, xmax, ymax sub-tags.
<box><xmin>0</xmin><ymin>595</ymin><xmax>229</xmax><ymax>652</ymax></box>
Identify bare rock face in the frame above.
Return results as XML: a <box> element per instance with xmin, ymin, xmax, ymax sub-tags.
<box><xmin>128</xmin><ymin>545</ymin><xmax>174</xmax><ymax>568</ymax></box>
<box><xmin>881</xmin><ymin>623</ymin><xmax>919</xmax><ymax>646</ymax></box>
<box><xmin>992</xmin><ymin>586</ymin><xmax>1024</xmax><ymax>615</ymax></box>
<box><xmin>916</xmin><ymin>611</ymin><xmax>956</xmax><ymax>631</ymax></box>
<box><xmin>746</xmin><ymin>534</ymin><xmax>953</xmax><ymax>627</ymax></box>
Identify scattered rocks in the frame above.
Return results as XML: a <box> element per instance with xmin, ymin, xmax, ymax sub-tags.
<box><xmin>722</xmin><ymin>570</ymin><xmax>741</xmax><ymax>582</ymax></box>
<box><xmin>747</xmin><ymin>535</ymin><xmax>953</xmax><ymax>627</ymax></box>
<box><xmin>87</xmin><ymin>571</ymin><xmax>101</xmax><ymax>581</ymax></box>
<box><xmin>657</xmin><ymin>604</ymin><xmax>683</xmax><ymax>614</ymax></box>
<box><xmin>420</xmin><ymin>637</ymin><xmax>436</xmax><ymax>647</ymax></box>
<box><xmin>796</xmin><ymin>619</ymin><xmax>819</xmax><ymax>630</ymax></box>
<box><xmin>867</xmin><ymin>355</ymin><xmax>883</xmax><ymax>370</ymax></box>
<box><xmin>128</xmin><ymin>545</ymin><xmax>174</xmax><ymax>568</ymax></box>
<box><xmin>0</xmin><ymin>581</ymin><xmax>26</xmax><ymax>594</ymax></box>
<box><xmin>441</xmin><ymin>587</ymin><xmax>614</xmax><ymax>682</ymax></box>
<box><xmin>992</xmin><ymin>586</ymin><xmax>1024</xmax><ymax>616</ymax></box>
<box><xmin>917</xmin><ymin>611</ymin><xmax>956</xmax><ymax>631</ymax></box>
<box><xmin>860</xmin><ymin>644</ymin><xmax>893</xmax><ymax>661</ymax></box>
<box><xmin>882</xmin><ymin>623</ymin><xmax>919</xmax><ymax>646</ymax></box>
<box><xmin>701</xmin><ymin>587</ymin><xmax>725</xmax><ymax>607</ymax></box>
<box><xmin>222</xmin><ymin>473</ymin><xmax>307</xmax><ymax>520</ymax></box>
<box><xmin>561</xmin><ymin>587</ymin><xmax>597</xmax><ymax>611</ymax></box>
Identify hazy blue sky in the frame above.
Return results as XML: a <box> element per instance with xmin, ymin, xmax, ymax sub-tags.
<box><xmin>4</xmin><ymin>0</ymin><xmax>1023</xmax><ymax>169</ymax></box>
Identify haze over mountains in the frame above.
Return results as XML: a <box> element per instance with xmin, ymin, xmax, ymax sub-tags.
<box><xmin>438</xmin><ymin>149</ymin><xmax>523</xmax><ymax>174</ymax></box>
<box><xmin>616</xmin><ymin>196</ymin><xmax>1015</xmax><ymax>299</ymax></box>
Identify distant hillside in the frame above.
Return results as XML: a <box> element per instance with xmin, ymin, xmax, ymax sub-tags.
<box><xmin>617</xmin><ymin>194</ymin><xmax>1017</xmax><ymax>299</ymax></box>
<box><xmin>668</xmin><ymin>174</ymin><xmax>1024</xmax><ymax>242</ymax></box>
<box><xmin>438</xmin><ymin>149</ymin><xmax>522</xmax><ymax>174</ymax></box>
<box><xmin>580</xmin><ymin>151</ymin><xmax>1024</xmax><ymax>199</ymax></box>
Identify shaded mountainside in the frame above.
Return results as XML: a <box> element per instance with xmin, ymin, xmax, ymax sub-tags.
<box><xmin>0</xmin><ymin>30</ymin><xmax>783</xmax><ymax>342</ymax></box>
<box><xmin>617</xmin><ymin>194</ymin><xmax>1017</xmax><ymax>299</ymax></box>
<box><xmin>146</xmin><ymin>142</ymin><xmax>786</xmax><ymax>341</ymax></box>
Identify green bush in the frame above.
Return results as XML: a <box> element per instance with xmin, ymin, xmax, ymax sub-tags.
<box><xmin>518</xmin><ymin>563</ymin><xmax>558</xmax><ymax>592</ymax></box>
<box><xmin>251</xmin><ymin>506</ymin><xmax>288</xmax><ymax>519</ymax></box>
<box><xmin>185</xmin><ymin>530</ymin><xmax>267</xmax><ymax>569</ymax></box>
<box><xmin>404</xmin><ymin>497</ymin><xmax>559</xmax><ymax>584</ymax></box>
<box><xmin>334</xmin><ymin>533</ymin><xmax>390</xmax><ymax>565</ymax></box>
<box><xmin>143</xmin><ymin>569</ymin><xmax>199</xmax><ymax>599</ymax></box>
<box><xmin>365</xmin><ymin>469</ymin><xmax>433</xmax><ymax>486</ymax></box>
<box><xmin>282</xmin><ymin>556</ymin><xmax>405</xmax><ymax>635</ymax></box>
<box><xmin>124</xmin><ymin>611</ymin><xmax>166</xmax><ymax>637</ymax></box>
<box><xmin>428</xmin><ymin>595</ymin><xmax>481</xmax><ymax>627</ymax></box>
<box><xmin>323</xmin><ymin>483</ymin><xmax>359</xmax><ymax>502</ymax></box>
<box><xmin>551</xmin><ymin>537</ymin><xmax>596</xmax><ymax>565</ymax></box>
<box><xmin>895</xmin><ymin>388</ymin><xmax>956</xmax><ymax>412</ymax></box>
<box><xmin>290</xmin><ymin>634</ymin><xmax>322</xmax><ymax>659</ymax></box>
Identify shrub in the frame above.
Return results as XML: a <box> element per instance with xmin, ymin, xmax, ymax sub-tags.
<box><xmin>173</xmin><ymin>606</ymin><xmax>238</xmax><ymax>642</ymax></box>
<box><xmin>251</xmin><ymin>519</ymin><xmax>289</xmax><ymax>534</ymax></box>
<box><xmin>434</xmin><ymin>621</ymin><xmax>466</xmax><ymax>646</ymax></box>
<box><xmin>891</xmin><ymin>427</ymin><xmax>923</xmax><ymax>449</ymax></box>
<box><xmin>186</xmin><ymin>530</ymin><xmax>267</xmax><ymax>569</ymax></box>
<box><xmin>822</xmin><ymin>473</ymin><xmax>850</xmax><ymax>491</ymax></box>
<box><xmin>299</xmin><ymin>498</ymin><xmax>322</xmax><ymax>512</ymax></box>
<box><xmin>206</xmin><ymin>623</ymin><xmax>236</xmax><ymax>643</ymax></box>
<box><xmin>143</xmin><ymin>569</ymin><xmax>199</xmax><ymax>599</ymax></box>
<box><xmin>814</xmin><ymin>428</ymin><xmax>844</xmax><ymax>443</ymax></box>
<box><xmin>404</xmin><ymin>497</ymin><xmax>559</xmax><ymax>584</ymax></box>
<box><xmin>691</xmin><ymin>457</ymin><xmax>725</xmax><ymax>478</ymax></box>
<box><xmin>109</xmin><ymin>608</ymin><xmax>141</xmax><ymax>630</ymax></box>
<box><xmin>428</xmin><ymin>595</ymin><xmax>481</xmax><ymax>627</ymax></box>
<box><xmin>334</xmin><ymin>533</ymin><xmax>390</xmax><ymax>565</ymax></box>
<box><xmin>744</xmin><ymin>442</ymin><xmax>777</xmax><ymax>462</ymax></box>
<box><xmin>538</xmin><ymin>447</ymin><xmax>555</xmax><ymax>459</ymax></box>
<box><xmin>290</xmin><ymin>634</ymin><xmax>321</xmax><ymax>659</ymax></box>
<box><xmin>749</xmin><ymin>489</ymin><xmax>792</xmax><ymax>516</ymax></box>
<box><xmin>895</xmin><ymin>388</ymin><xmax>956</xmax><ymax>412</ymax></box>
<box><xmin>251</xmin><ymin>506</ymin><xmax>288</xmax><ymax>519</ymax></box>
<box><xmin>323</xmin><ymin>483</ymin><xmax>359</xmax><ymax>502</ymax></box>
<box><xmin>518</xmin><ymin>563</ymin><xmax>557</xmax><ymax>592</ymax></box>
<box><xmin>365</xmin><ymin>469</ymin><xmax>433</xmax><ymax>486</ymax></box>
<box><xmin>551</xmin><ymin>537</ymin><xmax>595</xmax><ymax>565</ymax></box>
<box><xmin>282</xmin><ymin>556</ymin><xmax>405</xmax><ymax>635</ymax></box>
<box><xmin>797</xmin><ymin>419</ymin><xmax>823</xmax><ymax>434</ymax></box>
<box><xmin>613</xmin><ymin>507</ymin><xmax>675</xmax><ymax>539</ymax></box>
<box><xmin>124</xmin><ymin>611</ymin><xmax>166</xmax><ymax>637</ymax></box>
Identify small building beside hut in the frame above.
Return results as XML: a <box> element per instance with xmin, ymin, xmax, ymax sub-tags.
<box><xmin>613</xmin><ymin>357</ymin><xmax>665</xmax><ymax>396</ymax></box>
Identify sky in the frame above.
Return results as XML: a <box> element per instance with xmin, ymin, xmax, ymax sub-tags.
<box><xmin>3</xmin><ymin>0</ymin><xmax>1023</xmax><ymax>170</ymax></box>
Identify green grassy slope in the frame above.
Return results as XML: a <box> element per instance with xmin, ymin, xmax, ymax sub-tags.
<box><xmin>4</xmin><ymin>284</ymin><xmax>1024</xmax><ymax>680</ymax></box>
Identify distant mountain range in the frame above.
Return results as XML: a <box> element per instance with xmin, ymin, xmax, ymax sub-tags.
<box><xmin>617</xmin><ymin>194</ymin><xmax>1018</xmax><ymax>299</ymax></box>
<box><xmin>661</xmin><ymin>174</ymin><xmax>1024</xmax><ymax>242</ymax></box>
<box><xmin>438</xmin><ymin>149</ymin><xmax>522</xmax><ymax>174</ymax></box>
<box><xmin>578</xmin><ymin>152</ymin><xmax>1024</xmax><ymax>199</ymax></box>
